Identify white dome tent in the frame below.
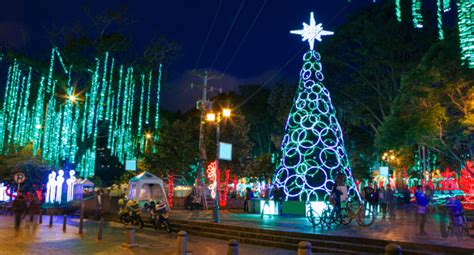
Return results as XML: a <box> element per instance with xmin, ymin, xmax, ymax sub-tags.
<box><xmin>128</xmin><ymin>171</ymin><xmax>169</xmax><ymax>209</ymax></box>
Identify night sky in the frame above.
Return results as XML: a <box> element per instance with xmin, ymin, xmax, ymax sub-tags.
<box><xmin>0</xmin><ymin>0</ymin><xmax>374</xmax><ymax>111</ymax></box>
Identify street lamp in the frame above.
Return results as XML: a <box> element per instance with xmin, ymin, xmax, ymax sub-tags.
<box><xmin>206</xmin><ymin>108</ymin><xmax>232</xmax><ymax>223</ymax></box>
<box><xmin>145</xmin><ymin>133</ymin><xmax>152</xmax><ymax>153</ymax></box>
<box><xmin>382</xmin><ymin>150</ymin><xmax>396</xmax><ymax>176</ymax></box>
<box><xmin>68</xmin><ymin>94</ymin><xmax>77</xmax><ymax>103</ymax></box>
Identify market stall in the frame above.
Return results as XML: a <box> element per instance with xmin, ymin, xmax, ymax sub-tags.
<box><xmin>128</xmin><ymin>172</ymin><xmax>169</xmax><ymax>209</ymax></box>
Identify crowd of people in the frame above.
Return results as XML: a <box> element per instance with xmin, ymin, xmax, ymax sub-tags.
<box><xmin>11</xmin><ymin>192</ymin><xmax>39</xmax><ymax>228</ymax></box>
<box><xmin>359</xmin><ymin>183</ymin><xmax>468</xmax><ymax>239</ymax></box>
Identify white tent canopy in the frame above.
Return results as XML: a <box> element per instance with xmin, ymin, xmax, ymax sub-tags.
<box><xmin>128</xmin><ymin>171</ymin><xmax>169</xmax><ymax>209</ymax></box>
<box><xmin>73</xmin><ymin>178</ymin><xmax>95</xmax><ymax>200</ymax></box>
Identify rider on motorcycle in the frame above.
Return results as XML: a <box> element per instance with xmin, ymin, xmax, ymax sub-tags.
<box><xmin>118</xmin><ymin>198</ymin><xmax>144</xmax><ymax>228</ymax></box>
<box><xmin>154</xmin><ymin>200</ymin><xmax>171</xmax><ymax>232</ymax></box>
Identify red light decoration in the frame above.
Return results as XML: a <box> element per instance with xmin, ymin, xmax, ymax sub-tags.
<box><xmin>438</xmin><ymin>167</ymin><xmax>459</xmax><ymax>191</ymax></box>
<box><xmin>233</xmin><ymin>175</ymin><xmax>238</xmax><ymax>191</ymax></box>
<box><xmin>32</xmin><ymin>184</ymin><xmax>44</xmax><ymax>201</ymax></box>
<box><xmin>459</xmin><ymin>161</ymin><xmax>474</xmax><ymax>210</ymax></box>
<box><xmin>206</xmin><ymin>161</ymin><xmax>217</xmax><ymax>199</ymax></box>
<box><xmin>219</xmin><ymin>170</ymin><xmax>230</xmax><ymax>207</ymax></box>
<box><xmin>168</xmin><ymin>175</ymin><xmax>173</xmax><ymax>208</ymax></box>
<box><xmin>5</xmin><ymin>184</ymin><xmax>16</xmax><ymax>199</ymax></box>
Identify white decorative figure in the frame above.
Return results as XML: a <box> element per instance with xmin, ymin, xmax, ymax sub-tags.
<box><xmin>46</xmin><ymin>171</ymin><xmax>57</xmax><ymax>204</ymax></box>
<box><xmin>0</xmin><ymin>183</ymin><xmax>7</xmax><ymax>202</ymax></box>
<box><xmin>66</xmin><ymin>170</ymin><xmax>76</xmax><ymax>202</ymax></box>
<box><xmin>290</xmin><ymin>12</ymin><xmax>334</xmax><ymax>50</ymax></box>
<box><xmin>55</xmin><ymin>170</ymin><xmax>65</xmax><ymax>203</ymax></box>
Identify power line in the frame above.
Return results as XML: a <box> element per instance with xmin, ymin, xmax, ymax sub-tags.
<box><xmin>234</xmin><ymin>5</ymin><xmax>348</xmax><ymax>111</ymax></box>
<box><xmin>235</xmin><ymin>46</ymin><xmax>305</xmax><ymax>111</ymax></box>
<box><xmin>209</xmin><ymin>0</ymin><xmax>246</xmax><ymax>70</ymax></box>
<box><xmin>219</xmin><ymin>0</ymin><xmax>268</xmax><ymax>78</ymax></box>
<box><xmin>193</xmin><ymin>0</ymin><xmax>224</xmax><ymax>70</ymax></box>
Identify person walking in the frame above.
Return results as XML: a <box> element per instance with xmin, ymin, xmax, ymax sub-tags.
<box><xmin>13</xmin><ymin>193</ymin><xmax>27</xmax><ymax>229</ymax></box>
<box><xmin>94</xmin><ymin>189</ymin><xmax>103</xmax><ymax>220</ymax></box>
<box><xmin>402</xmin><ymin>185</ymin><xmax>411</xmax><ymax>215</ymax></box>
<box><xmin>330</xmin><ymin>185</ymin><xmax>343</xmax><ymax>219</ymax></box>
<box><xmin>378</xmin><ymin>186</ymin><xmax>388</xmax><ymax>219</ymax></box>
<box><xmin>371</xmin><ymin>187</ymin><xmax>379</xmax><ymax>216</ymax></box>
<box><xmin>244</xmin><ymin>187</ymin><xmax>253</xmax><ymax>212</ymax></box>
<box><xmin>363</xmin><ymin>185</ymin><xmax>374</xmax><ymax>211</ymax></box>
<box><xmin>386</xmin><ymin>185</ymin><xmax>396</xmax><ymax>220</ymax></box>
<box><xmin>415</xmin><ymin>185</ymin><xmax>428</xmax><ymax>235</ymax></box>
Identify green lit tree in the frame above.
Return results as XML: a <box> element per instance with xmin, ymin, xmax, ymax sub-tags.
<box><xmin>274</xmin><ymin>13</ymin><xmax>359</xmax><ymax>202</ymax></box>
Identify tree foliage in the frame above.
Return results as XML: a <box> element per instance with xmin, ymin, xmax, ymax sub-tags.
<box><xmin>377</xmin><ymin>30</ymin><xmax>474</xmax><ymax>168</ymax></box>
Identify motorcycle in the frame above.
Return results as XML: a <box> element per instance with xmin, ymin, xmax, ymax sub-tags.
<box><xmin>145</xmin><ymin>200</ymin><xmax>171</xmax><ymax>233</ymax></box>
<box><xmin>118</xmin><ymin>199</ymin><xmax>144</xmax><ymax>228</ymax></box>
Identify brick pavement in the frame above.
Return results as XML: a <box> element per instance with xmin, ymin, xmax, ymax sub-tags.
<box><xmin>169</xmin><ymin>207</ymin><xmax>474</xmax><ymax>250</ymax></box>
<box><xmin>0</xmin><ymin>215</ymin><xmax>295</xmax><ymax>255</ymax></box>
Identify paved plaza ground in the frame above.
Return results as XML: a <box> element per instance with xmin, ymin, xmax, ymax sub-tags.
<box><xmin>1</xmin><ymin>207</ymin><xmax>473</xmax><ymax>254</ymax></box>
<box><xmin>169</xmin><ymin>207</ymin><xmax>474</xmax><ymax>250</ymax></box>
<box><xmin>0</xmin><ymin>215</ymin><xmax>294</xmax><ymax>255</ymax></box>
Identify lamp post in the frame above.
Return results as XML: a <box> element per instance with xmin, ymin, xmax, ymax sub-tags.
<box><xmin>382</xmin><ymin>150</ymin><xmax>396</xmax><ymax>181</ymax></box>
<box><xmin>206</xmin><ymin>108</ymin><xmax>231</xmax><ymax>223</ymax></box>
<box><xmin>145</xmin><ymin>133</ymin><xmax>152</xmax><ymax>154</ymax></box>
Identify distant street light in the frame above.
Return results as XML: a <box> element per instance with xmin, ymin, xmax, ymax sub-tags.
<box><xmin>68</xmin><ymin>94</ymin><xmax>77</xmax><ymax>103</ymax></box>
<box><xmin>382</xmin><ymin>150</ymin><xmax>397</xmax><ymax>177</ymax></box>
<box><xmin>222</xmin><ymin>108</ymin><xmax>231</xmax><ymax>118</ymax></box>
<box><xmin>145</xmin><ymin>133</ymin><xmax>152</xmax><ymax>153</ymax></box>
<box><xmin>206</xmin><ymin>113</ymin><xmax>216</xmax><ymax>122</ymax></box>
<box><xmin>206</xmin><ymin>108</ymin><xmax>232</xmax><ymax>223</ymax></box>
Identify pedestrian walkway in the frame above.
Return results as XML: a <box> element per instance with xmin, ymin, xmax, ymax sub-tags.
<box><xmin>170</xmin><ymin>208</ymin><xmax>474</xmax><ymax>250</ymax></box>
<box><xmin>0</xmin><ymin>215</ymin><xmax>294</xmax><ymax>255</ymax></box>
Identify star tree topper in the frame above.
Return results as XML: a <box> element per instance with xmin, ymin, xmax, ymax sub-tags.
<box><xmin>290</xmin><ymin>12</ymin><xmax>334</xmax><ymax>50</ymax></box>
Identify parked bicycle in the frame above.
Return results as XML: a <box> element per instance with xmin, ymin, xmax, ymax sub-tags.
<box><xmin>305</xmin><ymin>201</ymin><xmax>321</xmax><ymax>229</ymax></box>
<box><xmin>446</xmin><ymin>197</ymin><xmax>469</xmax><ymax>238</ymax></box>
<box><xmin>340</xmin><ymin>199</ymin><xmax>375</xmax><ymax>227</ymax></box>
<box><xmin>319</xmin><ymin>202</ymin><xmax>344</xmax><ymax>229</ymax></box>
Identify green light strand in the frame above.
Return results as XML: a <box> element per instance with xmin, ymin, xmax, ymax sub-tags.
<box><xmin>54</xmin><ymin>48</ymin><xmax>69</xmax><ymax>74</ymax></box>
<box><xmin>119</xmin><ymin>68</ymin><xmax>131</xmax><ymax>163</ymax></box>
<box><xmin>396</xmin><ymin>0</ymin><xmax>402</xmax><ymax>22</ymax></box>
<box><xmin>7</xmin><ymin>63</ymin><xmax>19</xmax><ymax>148</ymax></box>
<box><xmin>138</xmin><ymin>74</ymin><xmax>145</xmax><ymax>140</ymax></box>
<box><xmin>0</xmin><ymin>112</ymin><xmax>4</xmax><ymax>153</ymax></box>
<box><xmin>1</xmin><ymin>63</ymin><xmax>12</xmax><ymax>152</ymax></box>
<box><xmin>105</xmin><ymin>58</ymin><xmax>114</xmax><ymax>121</ymax></box>
<box><xmin>18</xmin><ymin>68</ymin><xmax>32</xmax><ymax>146</ymax></box>
<box><xmin>145</xmin><ymin>70</ymin><xmax>152</xmax><ymax>125</ymax></box>
<box><xmin>70</xmin><ymin>104</ymin><xmax>79</xmax><ymax>163</ymax></box>
<box><xmin>13</xmin><ymin>76</ymin><xmax>25</xmax><ymax>145</ymax></box>
<box><xmin>458</xmin><ymin>0</ymin><xmax>474</xmax><ymax>68</ymax></box>
<box><xmin>32</xmin><ymin>77</ymin><xmax>45</xmax><ymax>155</ymax></box>
<box><xmin>113</xmin><ymin>66</ymin><xmax>123</xmax><ymax>158</ymax></box>
<box><xmin>412</xmin><ymin>0</ymin><xmax>423</xmax><ymax>28</ymax></box>
<box><xmin>443</xmin><ymin>0</ymin><xmax>451</xmax><ymax>12</ymax></box>
<box><xmin>127</xmin><ymin>69</ymin><xmax>135</xmax><ymax>126</ymax></box>
<box><xmin>98</xmin><ymin>52</ymin><xmax>109</xmax><ymax>120</ymax></box>
<box><xmin>87</xmin><ymin>59</ymin><xmax>100</xmax><ymax>136</ymax></box>
<box><xmin>47</xmin><ymin>48</ymin><xmax>55</xmax><ymax>94</ymax></box>
<box><xmin>107</xmin><ymin>94</ymin><xmax>115</xmax><ymax>149</ymax></box>
<box><xmin>126</xmin><ymin>70</ymin><xmax>135</xmax><ymax>158</ymax></box>
<box><xmin>2</xmin><ymin>65</ymin><xmax>12</xmax><ymax>116</ymax></box>
<box><xmin>437</xmin><ymin>0</ymin><xmax>444</xmax><ymax>40</ymax></box>
<box><xmin>154</xmin><ymin>64</ymin><xmax>162</xmax><ymax>137</ymax></box>
<box><xmin>81</xmin><ymin>93</ymin><xmax>88</xmax><ymax>142</ymax></box>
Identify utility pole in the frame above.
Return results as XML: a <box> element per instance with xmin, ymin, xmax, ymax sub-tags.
<box><xmin>191</xmin><ymin>71</ymin><xmax>215</xmax><ymax>210</ymax></box>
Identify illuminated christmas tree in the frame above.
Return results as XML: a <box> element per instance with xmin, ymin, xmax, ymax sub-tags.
<box><xmin>274</xmin><ymin>12</ymin><xmax>359</xmax><ymax>202</ymax></box>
